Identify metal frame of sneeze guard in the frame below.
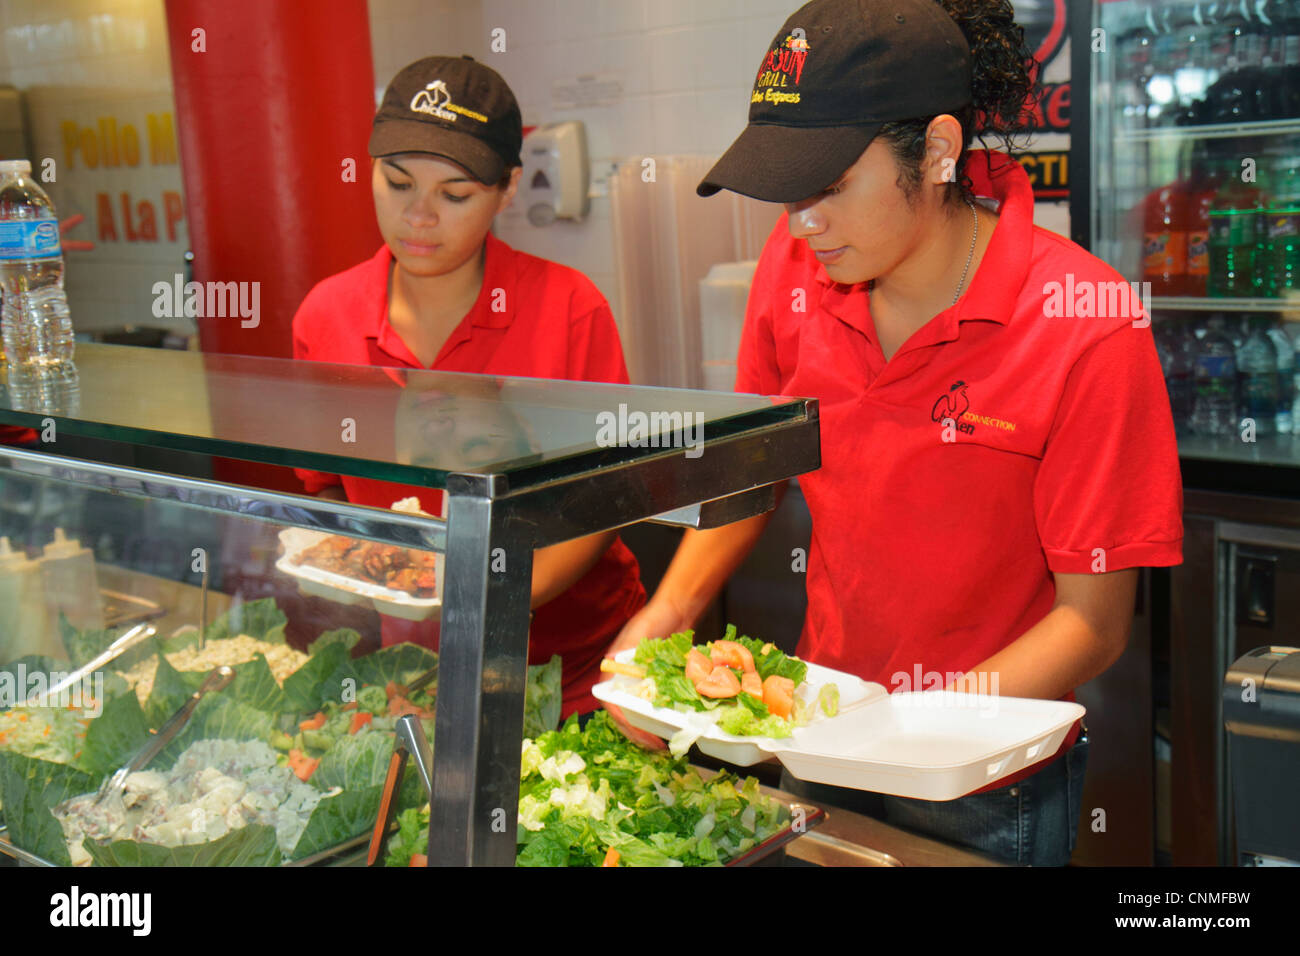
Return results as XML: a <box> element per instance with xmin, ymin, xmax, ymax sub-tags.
<box><xmin>0</xmin><ymin>399</ymin><xmax>820</xmax><ymax>866</ymax></box>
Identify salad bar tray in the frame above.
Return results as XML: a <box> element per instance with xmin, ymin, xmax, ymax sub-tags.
<box><xmin>0</xmin><ymin>824</ymin><xmax>372</xmax><ymax>868</ymax></box>
<box><xmin>0</xmin><ymin>796</ymin><xmax>827</xmax><ymax>868</ymax></box>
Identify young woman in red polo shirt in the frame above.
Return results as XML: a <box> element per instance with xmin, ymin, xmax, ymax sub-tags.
<box><xmin>607</xmin><ymin>0</ymin><xmax>1183</xmax><ymax>865</ymax></box>
<box><xmin>293</xmin><ymin>56</ymin><xmax>645</xmax><ymax>718</ymax></box>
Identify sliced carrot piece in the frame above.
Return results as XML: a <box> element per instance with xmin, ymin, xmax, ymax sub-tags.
<box><xmin>287</xmin><ymin>748</ymin><xmax>320</xmax><ymax>782</ymax></box>
<box><xmin>762</xmin><ymin>675</ymin><xmax>795</xmax><ymax>718</ymax></box>
<box><xmin>602</xmin><ymin>847</ymin><xmax>620</xmax><ymax>867</ymax></box>
<box><xmin>298</xmin><ymin>711</ymin><xmax>326</xmax><ymax>731</ymax></box>
<box><xmin>409</xmin><ymin>853</ymin><xmax>428</xmax><ymax>867</ymax></box>
<box><xmin>349</xmin><ymin>711</ymin><xmax>373</xmax><ymax>735</ymax></box>
<box><xmin>695</xmin><ymin>666</ymin><xmax>742</xmax><ymax>699</ymax></box>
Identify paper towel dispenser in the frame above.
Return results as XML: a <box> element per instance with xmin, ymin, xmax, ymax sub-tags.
<box><xmin>521</xmin><ymin>121</ymin><xmax>589</xmax><ymax>226</ymax></box>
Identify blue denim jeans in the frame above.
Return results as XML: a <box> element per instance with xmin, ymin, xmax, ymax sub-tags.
<box><xmin>780</xmin><ymin>735</ymin><xmax>1090</xmax><ymax>866</ymax></box>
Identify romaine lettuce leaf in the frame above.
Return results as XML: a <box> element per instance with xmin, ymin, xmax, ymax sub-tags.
<box><xmin>84</xmin><ymin>823</ymin><xmax>282</xmax><ymax>867</ymax></box>
<box><xmin>78</xmin><ymin>691</ymin><xmax>151</xmax><ymax>776</ymax></box>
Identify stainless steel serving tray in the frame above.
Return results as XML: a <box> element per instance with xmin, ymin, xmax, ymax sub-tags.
<box><xmin>0</xmin><ymin>792</ymin><xmax>826</xmax><ymax>867</ymax></box>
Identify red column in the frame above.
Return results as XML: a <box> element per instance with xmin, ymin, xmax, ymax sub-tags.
<box><xmin>164</xmin><ymin>0</ymin><xmax>382</xmax><ymax>491</ymax></box>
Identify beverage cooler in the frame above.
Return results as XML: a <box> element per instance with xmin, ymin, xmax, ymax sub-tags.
<box><xmin>1074</xmin><ymin>0</ymin><xmax>1300</xmax><ymax>864</ymax></box>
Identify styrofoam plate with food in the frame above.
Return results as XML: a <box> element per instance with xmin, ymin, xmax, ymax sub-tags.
<box><xmin>275</xmin><ymin>527</ymin><xmax>441</xmax><ymax>622</ymax></box>
<box><xmin>592</xmin><ymin>648</ymin><xmax>885</xmax><ymax>767</ymax></box>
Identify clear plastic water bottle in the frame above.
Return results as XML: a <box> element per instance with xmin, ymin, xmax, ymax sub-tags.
<box><xmin>0</xmin><ymin>159</ymin><xmax>73</xmax><ymax>367</ymax></box>
<box><xmin>1156</xmin><ymin>321</ymin><xmax>1196</xmax><ymax>434</ymax></box>
<box><xmin>1237</xmin><ymin>316</ymin><xmax>1279</xmax><ymax>436</ymax></box>
<box><xmin>1265</xmin><ymin>320</ymin><xmax>1295</xmax><ymax>433</ymax></box>
<box><xmin>1290</xmin><ymin>323</ymin><xmax>1300</xmax><ymax>435</ymax></box>
<box><xmin>1191</xmin><ymin>316</ymin><xmax>1239</xmax><ymax>436</ymax></box>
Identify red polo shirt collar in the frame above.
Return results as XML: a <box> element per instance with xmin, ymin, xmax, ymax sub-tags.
<box><xmin>813</xmin><ymin>149</ymin><xmax>1031</xmax><ymax>350</ymax></box>
<box><xmin>370</xmin><ymin>231</ymin><xmax>518</xmax><ymax>368</ymax></box>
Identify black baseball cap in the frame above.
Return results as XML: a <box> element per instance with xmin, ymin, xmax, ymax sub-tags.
<box><xmin>369</xmin><ymin>55</ymin><xmax>523</xmax><ymax>185</ymax></box>
<box><xmin>698</xmin><ymin>0</ymin><xmax>972</xmax><ymax>203</ymax></box>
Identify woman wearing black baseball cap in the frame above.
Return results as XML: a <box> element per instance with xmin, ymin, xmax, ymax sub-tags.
<box><xmin>608</xmin><ymin>0</ymin><xmax>1183</xmax><ymax>866</ymax></box>
<box><xmin>293</xmin><ymin>56</ymin><xmax>647</xmax><ymax>719</ymax></box>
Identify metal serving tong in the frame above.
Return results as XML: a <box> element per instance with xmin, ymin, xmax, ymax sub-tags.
<box><xmin>366</xmin><ymin>713</ymin><xmax>434</xmax><ymax>866</ymax></box>
<box><xmin>23</xmin><ymin>622</ymin><xmax>157</xmax><ymax>707</ymax></box>
<box><xmin>93</xmin><ymin>664</ymin><xmax>236</xmax><ymax>806</ymax></box>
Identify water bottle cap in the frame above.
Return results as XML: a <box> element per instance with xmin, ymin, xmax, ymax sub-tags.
<box><xmin>0</xmin><ymin>159</ymin><xmax>31</xmax><ymax>175</ymax></box>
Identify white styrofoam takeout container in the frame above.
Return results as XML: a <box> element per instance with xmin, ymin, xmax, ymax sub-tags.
<box><xmin>594</xmin><ymin>650</ymin><xmax>1085</xmax><ymax>800</ymax></box>
<box><xmin>275</xmin><ymin>527</ymin><xmax>442</xmax><ymax>622</ymax></box>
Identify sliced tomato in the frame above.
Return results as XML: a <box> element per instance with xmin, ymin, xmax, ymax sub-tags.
<box><xmin>710</xmin><ymin>639</ymin><xmax>755</xmax><ymax>673</ymax></box>
<box><xmin>741</xmin><ymin>671</ymin><xmax>763</xmax><ymax>699</ymax></box>
<box><xmin>684</xmin><ymin>648</ymin><xmax>713</xmax><ymax>684</ymax></box>
<box><xmin>762</xmin><ymin>675</ymin><xmax>795</xmax><ymax>718</ymax></box>
<box><xmin>695</xmin><ymin>665</ymin><xmax>742</xmax><ymax>699</ymax></box>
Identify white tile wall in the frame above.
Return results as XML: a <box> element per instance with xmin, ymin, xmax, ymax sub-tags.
<box><xmin>458</xmin><ymin>0</ymin><xmax>792</xmax><ymax>318</ymax></box>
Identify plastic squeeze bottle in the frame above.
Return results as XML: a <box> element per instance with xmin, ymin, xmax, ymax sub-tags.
<box><xmin>38</xmin><ymin>528</ymin><xmax>103</xmax><ymax>632</ymax></box>
<box><xmin>0</xmin><ymin>535</ymin><xmax>55</xmax><ymax>661</ymax></box>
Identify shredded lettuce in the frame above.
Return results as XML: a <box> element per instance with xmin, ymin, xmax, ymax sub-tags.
<box><xmin>385</xmin><ymin>711</ymin><xmax>791</xmax><ymax>867</ymax></box>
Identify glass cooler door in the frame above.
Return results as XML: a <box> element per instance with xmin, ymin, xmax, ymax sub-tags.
<box><xmin>1090</xmin><ymin>0</ymin><xmax>1300</xmax><ymax>470</ymax></box>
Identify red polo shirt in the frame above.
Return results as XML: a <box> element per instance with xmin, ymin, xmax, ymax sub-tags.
<box><xmin>291</xmin><ymin>233</ymin><xmax>647</xmax><ymax>717</ymax></box>
<box><xmin>737</xmin><ymin>150</ymin><xmax>1183</xmax><ymax>792</ymax></box>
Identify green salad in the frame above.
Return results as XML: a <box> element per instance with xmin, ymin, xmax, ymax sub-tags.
<box><xmin>612</xmin><ymin>625</ymin><xmax>839</xmax><ymax>744</ymax></box>
<box><xmin>386</xmin><ymin>710</ymin><xmax>793</xmax><ymax>867</ymax></box>
<box><xmin>0</xmin><ymin>599</ymin><xmax>565</xmax><ymax>866</ymax></box>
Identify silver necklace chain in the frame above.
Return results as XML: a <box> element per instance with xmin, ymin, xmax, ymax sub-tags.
<box><xmin>952</xmin><ymin>197</ymin><xmax>978</xmax><ymax>307</ymax></box>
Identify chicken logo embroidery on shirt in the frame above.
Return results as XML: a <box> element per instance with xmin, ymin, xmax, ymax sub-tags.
<box><xmin>932</xmin><ymin>380</ymin><xmax>971</xmax><ymax>425</ymax></box>
<box><xmin>931</xmin><ymin>380</ymin><xmax>1019</xmax><ymax>437</ymax></box>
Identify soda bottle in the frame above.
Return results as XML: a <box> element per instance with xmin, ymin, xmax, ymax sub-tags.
<box><xmin>0</xmin><ymin>160</ymin><xmax>73</xmax><ymax>367</ymax></box>
<box><xmin>1143</xmin><ymin>180</ymin><xmax>1189</xmax><ymax>295</ymax></box>
<box><xmin>1208</xmin><ymin>154</ymin><xmax>1265</xmax><ymax>297</ymax></box>
<box><xmin>1266</xmin><ymin>318</ymin><xmax>1295</xmax><ymax>433</ymax></box>
<box><xmin>1261</xmin><ymin>144</ymin><xmax>1300</xmax><ymax>298</ymax></box>
<box><xmin>1191</xmin><ymin>315</ymin><xmax>1240</xmax><ymax>435</ymax></box>
<box><xmin>1184</xmin><ymin>141</ymin><xmax>1219</xmax><ymax>296</ymax></box>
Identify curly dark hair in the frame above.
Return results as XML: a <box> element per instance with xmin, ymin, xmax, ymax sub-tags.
<box><xmin>879</xmin><ymin>0</ymin><xmax>1039</xmax><ymax>206</ymax></box>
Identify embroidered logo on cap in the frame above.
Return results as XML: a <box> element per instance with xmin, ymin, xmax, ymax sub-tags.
<box><xmin>752</xmin><ymin>28</ymin><xmax>811</xmax><ymax>106</ymax></box>
<box><xmin>409</xmin><ymin>80</ymin><xmax>488</xmax><ymax>124</ymax></box>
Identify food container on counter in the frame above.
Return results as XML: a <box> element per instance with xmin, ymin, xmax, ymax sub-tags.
<box><xmin>594</xmin><ymin>650</ymin><xmax>1085</xmax><ymax>802</ymax></box>
<box><xmin>275</xmin><ymin>528</ymin><xmax>442</xmax><ymax>622</ymax></box>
